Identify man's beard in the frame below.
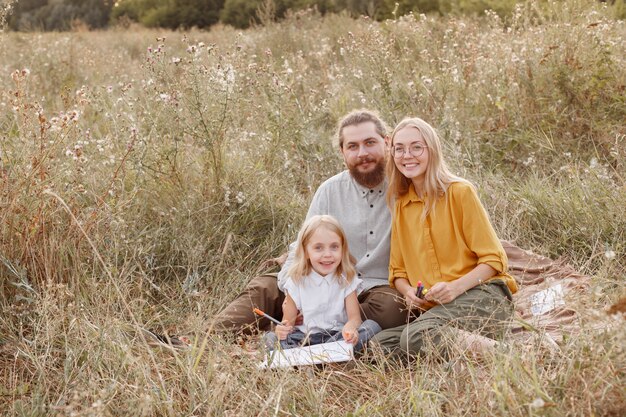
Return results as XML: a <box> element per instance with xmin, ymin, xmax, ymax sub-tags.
<box><xmin>348</xmin><ymin>158</ymin><xmax>386</xmax><ymax>189</ymax></box>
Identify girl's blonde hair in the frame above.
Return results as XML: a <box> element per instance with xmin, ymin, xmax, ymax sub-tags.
<box><xmin>386</xmin><ymin>117</ymin><xmax>466</xmax><ymax>219</ymax></box>
<box><xmin>287</xmin><ymin>215</ymin><xmax>356</xmax><ymax>285</ymax></box>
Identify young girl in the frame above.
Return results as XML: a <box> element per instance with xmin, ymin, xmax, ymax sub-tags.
<box><xmin>372</xmin><ymin>117</ymin><xmax>518</xmax><ymax>358</ymax></box>
<box><xmin>263</xmin><ymin>215</ymin><xmax>381</xmax><ymax>352</ymax></box>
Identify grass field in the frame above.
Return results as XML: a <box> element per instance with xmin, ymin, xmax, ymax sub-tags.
<box><xmin>1</xmin><ymin>0</ymin><xmax>625</xmax><ymax>415</ymax></box>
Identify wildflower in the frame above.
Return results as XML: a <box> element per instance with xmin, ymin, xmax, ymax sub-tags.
<box><xmin>216</xmin><ymin>64</ymin><xmax>236</xmax><ymax>92</ymax></box>
<box><xmin>172</xmin><ymin>57</ymin><xmax>181</xmax><ymax>64</ymax></box>
<box><xmin>224</xmin><ymin>189</ymin><xmax>231</xmax><ymax>207</ymax></box>
<box><xmin>605</xmin><ymin>250</ymin><xmax>616</xmax><ymax>260</ymax></box>
<box><xmin>68</xmin><ymin>110</ymin><xmax>80</xmax><ymax>122</ymax></box>
<box><xmin>529</xmin><ymin>398</ymin><xmax>545</xmax><ymax>408</ymax></box>
<box><xmin>523</xmin><ymin>155</ymin><xmax>535</xmax><ymax>166</ymax></box>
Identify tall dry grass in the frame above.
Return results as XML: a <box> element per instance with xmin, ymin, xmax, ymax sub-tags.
<box><xmin>1</xmin><ymin>0</ymin><xmax>624</xmax><ymax>415</ymax></box>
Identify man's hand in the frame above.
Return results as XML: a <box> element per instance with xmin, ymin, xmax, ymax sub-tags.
<box><xmin>275</xmin><ymin>322</ymin><xmax>293</xmax><ymax>340</ymax></box>
<box><xmin>342</xmin><ymin>325</ymin><xmax>359</xmax><ymax>345</ymax></box>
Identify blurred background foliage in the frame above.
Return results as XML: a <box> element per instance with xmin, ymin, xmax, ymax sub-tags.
<box><xmin>3</xmin><ymin>0</ymin><xmax>625</xmax><ymax>30</ymax></box>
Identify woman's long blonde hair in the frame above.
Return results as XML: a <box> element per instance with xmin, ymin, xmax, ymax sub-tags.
<box><xmin>386</xmin><ymin>117</ymin><xmax>466</xmax><ymax>219</ymax></box>
<box><xmin>287</xmin><ymin>215</ymin><xmax>356</xmax><ymax>286</ymax></box>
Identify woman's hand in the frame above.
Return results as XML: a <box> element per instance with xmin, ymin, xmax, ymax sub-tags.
<box><xmin>425</xmin><ymin>281</ymin><xmax>462</xmax><ymax>305</ymax></box>
<box><xmin>404</xmin><ymin>289</ymin><xmax>436</xmax><ymax>311</ymax></box>
<box><xmin>275</xmin><ymin>322</ymin><xmax>293</xmax><ymax>340</ymax></box>
<box><xmin>342</xmin><ymin>325</ymin><xmax>359</xmax><ymax>345</ymax></box>
<box><xmin>403</xmin><ymin>289</ymin><xmax>420</xmax><ymax>307</ymax></box>
<box><xmin>394</xmin><ymin>278</ymin><xmax>435</xmax><ymax>311</ymax></box>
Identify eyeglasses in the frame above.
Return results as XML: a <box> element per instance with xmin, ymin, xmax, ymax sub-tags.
<box><xmin>391</xmin><ymin>143</ymin><xmax>428</xmax><ymax>158</ymax></box>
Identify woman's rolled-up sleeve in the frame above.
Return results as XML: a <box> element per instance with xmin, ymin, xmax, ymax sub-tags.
<box><xmin>458</xmin><ymin>184</ymin><xmax>508</xmax><ymax>273</ymax></box>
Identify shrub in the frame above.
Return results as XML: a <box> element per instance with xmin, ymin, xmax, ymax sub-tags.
<box><xmin>8</xmin><ymin>0</ymin><xmax>113</xmax><ymax>31</ymax></box>
<box><xmin>112</xmin><ymin>0</ymin><xmax>225</xmax><ymax>29</ymax></box>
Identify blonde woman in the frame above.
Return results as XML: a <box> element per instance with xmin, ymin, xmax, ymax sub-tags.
<box><xmin>263</xmin><ymin>215</ymin><xmax>381</xmax><ymax>351</ymax></box>
<box><xmin>372</xmin><ymin>117</ymin><xmax>517</xmax><ymax>358</ymax></box>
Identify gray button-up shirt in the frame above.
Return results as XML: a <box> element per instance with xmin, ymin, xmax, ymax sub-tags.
<box><xmin>278</xmin><ymin>170</ymin><xmax>391</xmax><ymax>292</ymax></box>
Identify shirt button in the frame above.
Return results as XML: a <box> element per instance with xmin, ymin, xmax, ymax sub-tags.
<box><xmin>366</xmin><ymin>254</ymin><xmax>370</xmax><ymax>257</ymax></box>
<box><xmin>369</xmin><ymin>231</ymin><xmax>373</xmax><ymax>235</ymax></box>
<box><xmin>370</xmin><ymin>190</ymin><xmax>374</xmax><ymax>193</ymax></box>
<box><xmin>370</xmin><ymin>204</ymin><xmax>373</xmax><ymax>208</ymax></box>
<box><xmin>358</xmin><ymin>273</ymin><xmax>362</xmax><ymax>276</ymax></box>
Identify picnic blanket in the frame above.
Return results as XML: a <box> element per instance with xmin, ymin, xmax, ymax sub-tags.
<box><xmin>502</xmin><ymin>240</ymin><xmax>591</xmax><ymax>345</ymax></box>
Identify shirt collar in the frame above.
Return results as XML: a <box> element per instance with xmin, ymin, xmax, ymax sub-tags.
<box><xmin>350</xmin><ymin>175</ymin><xmax>386</xmax><ymax>199</ymax></box>
<box><xmin>400</xmin><ymin>183</ymin><xmax>424</xmax><ymax>207</ymax></box>
<box><xmin>309</xmin><ymin>270</ymin><xmax>335</xmax><ymax>286</ymax></box>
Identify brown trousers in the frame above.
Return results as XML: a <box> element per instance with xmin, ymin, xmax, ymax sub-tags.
<box><xmin>213</xmin><ymin>273</ymin><xmax>409</xmax><ymax>334</ymax></box>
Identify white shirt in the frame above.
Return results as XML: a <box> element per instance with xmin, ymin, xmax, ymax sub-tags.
<box><xmin>278</xmin><ymin>170</ymin><xmax>391</xmax><ymax>292</ymax></box>
<box><xmin>283</xmin><ymin>271</ymin><xmax>361</xmax><ymax>334</ymax></box>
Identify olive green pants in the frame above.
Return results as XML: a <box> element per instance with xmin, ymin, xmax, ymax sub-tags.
<box><xmin>372</xmin><ymin>280</ymin><xmax>514</xmax><ymax>360</ymax></box>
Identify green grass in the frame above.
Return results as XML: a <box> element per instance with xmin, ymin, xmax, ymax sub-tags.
<box><xmin>1</xmin><ymin>1</ymin><xmax>624</xmax><ymax>415</ymax></box>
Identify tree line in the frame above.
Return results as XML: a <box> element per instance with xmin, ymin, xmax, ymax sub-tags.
<box><xmin>5</xmin><ymin>0</ymin><xmax>623</xmax><ymax>31</ymax></box>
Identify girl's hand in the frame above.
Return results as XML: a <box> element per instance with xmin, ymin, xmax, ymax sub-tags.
<box><xmin>425</xmin><ymin>281</ymin><xmax>461</xmax><ymax>305</ymax></box>
<box><xmin>275</xmin><ymin>322</ymin><xmax>293</xmax><ymax>340</ymax></box>
<box><xmin>404</xmin><ymin>289</ymin><xmax>436</xmax><ymax>311</ymax></box>
<box><xmin>342</xmin><ymin>326</ymin><xmax>359</xmax><ymax>345</ymax></box>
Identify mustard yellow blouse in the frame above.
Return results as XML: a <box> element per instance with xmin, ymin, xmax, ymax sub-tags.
<box><xmin>389</xmin><ymin>181</ymin><xmax>518</xmax><ymax>294</ymax></box>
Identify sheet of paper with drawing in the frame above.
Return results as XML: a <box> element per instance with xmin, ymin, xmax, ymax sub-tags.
<box><xmin>259</xmin><ymin>340</ymin><xmax>354</xmax><ymax>369</ymax></box>
<box><xmin>530</xmin><ymin>283</ymin><xmax>566</xmax><ymax>315</ymax></box>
